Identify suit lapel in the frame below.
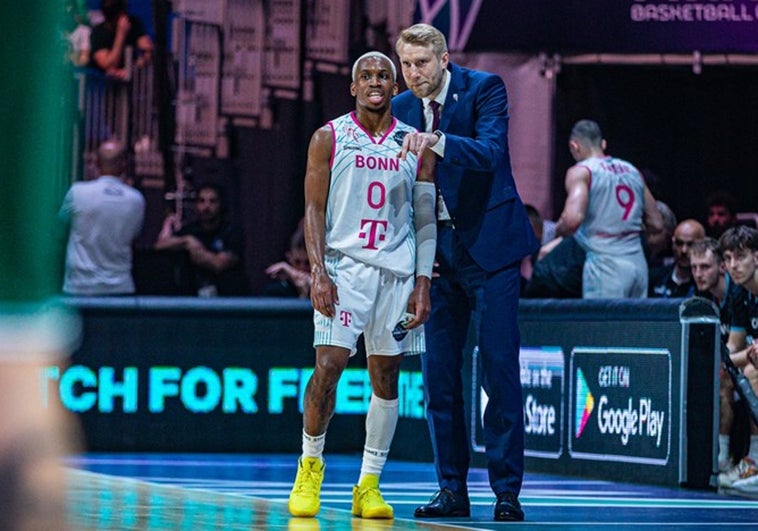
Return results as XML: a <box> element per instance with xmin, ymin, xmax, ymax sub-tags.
<box><xmin>439</xmin><ymin>64</ymin><xmax>465</xmax><ymax>132</ymax></box>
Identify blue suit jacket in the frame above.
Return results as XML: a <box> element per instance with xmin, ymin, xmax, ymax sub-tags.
<box><xmin>393</xmin><ymin>63</ymin><xmax>538</xmax><ymax>271</ymax></box>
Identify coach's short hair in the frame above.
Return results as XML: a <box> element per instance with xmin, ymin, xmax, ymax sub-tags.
<box><xmin>396</xmin><ymin>23</ymin><xmax>448</xmax><ymax>58</ymax></box>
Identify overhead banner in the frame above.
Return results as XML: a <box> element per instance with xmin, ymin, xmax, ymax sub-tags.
<box><xmin>420</xmin><ymin>0</ymin><xmax>758</xmax><ymax>53</ymax></box>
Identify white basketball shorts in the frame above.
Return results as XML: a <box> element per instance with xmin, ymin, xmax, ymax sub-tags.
<box><xmin>313</xmin><ymin>250</ymin><xmax>425</xmax><ymax>356</ymax></box>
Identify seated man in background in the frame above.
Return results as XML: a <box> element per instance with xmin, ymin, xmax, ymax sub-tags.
<box><xmin>60</xmin><ymin>138</ymin><xmax>145</xmax><ymax>295</ymax></box>
<box><xmin>525</xmin><ymin>204</ymin><xmax>556</xmax><ymax>246</ymax></box>
<box><xmin>706</xmin><ymin>190</ymin><xmax>739</xmax><ymax>239</ymax></box>
<box><xmin>718</xmin><ymin>225</ymin><xmax>758</xmax><ymax>490</ymax></box>
<box><xmin>522</xmin><ymin>235</ymin><xmax>585</xmax><ymax>298</ymax></box>
<box><xmin>689</xmin><ymin>238</ymin><xmax>748</xmax><ymax>474</ymax></box>
<box><xmin>155</xmin><ymin>183</ymin><xmax>250</xmax><ymax>296</ymax></box>
<box><xmin>649</xmin><ymin>219</ymin><xmax>705</xmax><ymax>298</ymax></box>
<box><xmin>554</xmin><ymin>119</ymin><xmax>663</xmax><ymax>298</ymax></box>
<box><xmin>263</xmin><ymin>219</ymin><xmax>311</xmax><ymax>298</ymax></box>
<box><xmin>520</xmin><ymin>204</ymin><xmax>557</xmax><ymax>291</ymax></box>
<box><xmin>646</xmin><ymin>200</ymin><xmax>677</xmax><ymax>269</ymax></box>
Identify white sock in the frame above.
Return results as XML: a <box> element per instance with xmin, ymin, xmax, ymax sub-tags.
<box><xmin>359</xmin><ymin>394</ymin><xmax>398</xmax><ymax>483</ymax></box>
<box><xmin>302</xmin><ymin>430</ymin><xmax>326</xmax><ymax>460</ymax></box>
<box><xmin>749</xmin><ymin>435</ymin><xmax>758</xmax><ymax>462</ymax></box>
<box><xmin>718</xmin><ymin>434</ymin><xmax>730</xmax><ymax>467</ymax></box>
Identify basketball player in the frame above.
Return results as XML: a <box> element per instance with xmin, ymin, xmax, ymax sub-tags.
<box><xmin>718</xmin><ymin>226</ymin><xmax>758</xmax><ymax>489</ymax></box>
<box><xmin>689</xmin><ymin>237</ymin><xmax>748</xmax><ymax>472</ymax></box>
<box><xmin>690</xmin><ymin>238</ymin><xmax>747</xmax><ymax>349</ymax></box>
<box><xmin>287</xmin><ymin>51</ymin><xmax>437</xmax><ymax>519</ymax></box>
<box><xmin>555</xmin><ymin>119</ymin><xmax>663</xmax><ymax>298</ymax></box>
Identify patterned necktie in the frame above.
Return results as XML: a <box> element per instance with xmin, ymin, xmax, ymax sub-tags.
<box><xmin>429</xmin><ymin>100</ymin><xmax>441</xmax><ymax>131</ymax></box>
<box><xmin>427</xmin><ymin>100</ymin><xmax>451</xmax><ymax>222</ymax></box>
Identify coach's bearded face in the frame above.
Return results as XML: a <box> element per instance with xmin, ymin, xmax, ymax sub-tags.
<box><xmin>397</xmin><ymin>43</ymin><xmax>448</xmax><ymax>100</ymax></box>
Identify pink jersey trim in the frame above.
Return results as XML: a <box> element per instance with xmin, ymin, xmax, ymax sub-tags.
<box><xmin>578</xmin><ymin>164</ymin><xmax>593</xmax><ymax>191</ymax></box>
<box><xmin>328</xmin><ymin>121</ymin><xmax>336</xmax><ymax>168</ymax></box>
<box><xmin>349</xmin><ymin>111</ymin><xmax>397</xmax><ymax>144</ymax></box>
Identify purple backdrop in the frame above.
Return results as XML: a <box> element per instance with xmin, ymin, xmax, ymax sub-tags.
<box><xmin>421</xmin><ymin>0</ymin><xmax>758</xmax><ymax>53</ymax></box>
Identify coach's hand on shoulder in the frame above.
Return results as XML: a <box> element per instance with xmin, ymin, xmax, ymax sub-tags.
<box><xmin>398</xmin><ymin>132</ymin><xmax>438</xmax><ymax>160</ymax></box>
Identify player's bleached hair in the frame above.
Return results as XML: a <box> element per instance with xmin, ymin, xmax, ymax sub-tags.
<box><xmin>396</xmin><ymin>23</ymin><xmax>448</xmax><ymax>58</ymax></box>
<box><xmin>571</xmin><ymin>119</ymin><xmax>604</xmax><ymax>148</ymax></box>
<box><xmin>351</xmin><ymin>51</ymin><xmax>396</xmax><ymax>82</ymax></box>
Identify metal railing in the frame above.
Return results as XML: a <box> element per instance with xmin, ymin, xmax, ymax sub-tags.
<box><xmin>73</xmin><ymin>58</ymin><xmax>163</xmax><ymax>183</ymax></box>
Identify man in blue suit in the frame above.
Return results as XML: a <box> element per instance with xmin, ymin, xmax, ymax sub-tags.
<box><xmin>393</xmin><ymin>23</ymin><xmax>538</xmax><ymax>522</ymax></box>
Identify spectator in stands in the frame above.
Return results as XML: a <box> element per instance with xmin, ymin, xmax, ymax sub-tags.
<box><xmin>60</xmin><ymin>139</ymin><xmax>145</xmax><ymax>295</ymax></box>
<box><xmin>64</xmin><ymin>0</ymin><xmax>91</xmax><ymax>66</ymax></box>
<box><xmin>554</xmin><ymin>119</ymin><xmax>663</xmax><ymax>298</ymax></box>
<box><xmin>520</xmin><ymin>205</ymin><xmax>557</xmax><ymax>288</ymax></box>
<box><xmin>646</xmin><ymin>200</ymin><xmax>677</xmax><ymax>269</ymax></box>
<box><xmin>691</xmin><ymin>237</ymin><xmax>748</xmax><ymax>349</ymax></box>
<box><xmin>525</xmin><ymin>204</ymin><xmax>556</xmax><ymax>246</ymax></box>
<box><xmin>649</xmin><ymin>219</ymin><xmax>705</xmax><ymax>298</ymax></box>
<box><xmin>264</xmin><ymin>219</ymin><xmax>311</xmax><ymax>298</ymax></box>
<box><xmin>90</xmin><ymin>0</ymin><xmax>153</xmax><ymax>80</ymax></box>
<box><xmin>522</xmin><ymin>234</ymin><xmax>585</xmax><ymax>298</ymax></box>
<box><xmin>706</xmin><ymin>190</ymin><xmax>739</xmax><ymax>239</ymax></box>
<box><xmin>690</xmin><ymin>237</ymin><xmax>749</xmax><ymax>473</ymax></box>
<box><xmin>155</xmin><ymin>182</ymin><xmax>250</xmax><ymax>296</ymax></box>
<box><xmin>717</xmin><ymin>226</ymin><xmax>758</xmax><ymax>489</ymax></box>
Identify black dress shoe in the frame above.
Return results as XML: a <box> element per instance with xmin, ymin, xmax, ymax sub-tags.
<box><xmin>414</xmin><ymin>488</ymin><xmax>470</xmax><ymax>518</ymax></box>
<box><xmin>494</xmin><ymin>491</ymin><xmax>524</xmax><ymax>521</ymax></box>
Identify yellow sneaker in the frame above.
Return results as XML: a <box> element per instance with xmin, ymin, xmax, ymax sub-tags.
<box><xmin>288</xmin><ymin>457</ymin><xmax>325</xmax><ymax>517</ymax></box>
<box><xmin>351</xmin><ymin>474</ymin><xmax>394</xmax><ymax>519</ymax></box>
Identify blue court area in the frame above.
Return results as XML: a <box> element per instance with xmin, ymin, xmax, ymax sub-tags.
<box><xmin>64</xmin><ymin>453</ymin><xmax>758</xmax><ymax>530</ymax></box>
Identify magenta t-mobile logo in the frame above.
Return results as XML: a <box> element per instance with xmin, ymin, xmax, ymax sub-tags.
<box><xmin>359</xmin><ymin>219</ymin><xmax>388</xmax><ymax>250</ymax></box>
<box><xmin>339</xmin><ymin>310</ymin><xmax>352</xmax><ymax>327</ymax></box>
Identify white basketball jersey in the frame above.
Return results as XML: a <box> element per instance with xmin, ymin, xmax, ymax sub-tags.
<box><xmin>574</xmin><ymin>156</ymin><xmax>645</xmax><ymax>255</ymax></box>
<box><xmin>325</xmin><ymin>112</ymin><xmax>419</xmax><ymax>276</ymax></box>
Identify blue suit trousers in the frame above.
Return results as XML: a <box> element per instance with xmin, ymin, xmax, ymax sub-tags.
<box><xmin>422</xmin><ymin>225</ymin><xmax>524</xmax><ymax>497</ymax></box>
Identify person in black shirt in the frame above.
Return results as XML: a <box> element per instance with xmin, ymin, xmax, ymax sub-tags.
<box><xmin>90</xmin><ymin>0</ymin><xmax>152</xmax><ymax>80</ymax></box>
<box><xmin>155</xmin><ymin>183</ymin><xmax>249</xmax><ymax>296</ymax></box>
<box><xmin>690</xmin><ymin>237</ymin><xmax>748</xmax><ymax>472</ymax></box>
<box><xmin>706</xmin><ymin>190</ymin><xmax>739</xmax><ymax>239</ymax></box>
<box><xmin>718</xmin><ymin>226</ymin><xmax>758</xmax><ymax>488</ymax></box>
<box><xmin>263</xmin><ymin>219</ymin><xmax>311</xmax><ymax>298</ymax></box>
<box><xmin>649</xmin><ymin>219</ymin><xmax>704</xmax><ymax>298</ymax></box>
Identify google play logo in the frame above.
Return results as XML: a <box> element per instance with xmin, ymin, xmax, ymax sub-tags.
<box><xmin>575</xmin><ymin>368</ymin><xmax>595</xmax><ymax>438</ymax></box>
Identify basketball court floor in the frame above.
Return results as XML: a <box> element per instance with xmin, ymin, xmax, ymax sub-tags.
<box><xmin>64</xmin><ymin>452</ymin><xmax>758</xmax><ymax>530</ymax></box>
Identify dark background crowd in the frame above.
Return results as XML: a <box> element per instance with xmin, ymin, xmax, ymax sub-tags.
<box><xmin>59</xmin><ymin>0</ymin><xmax>758</xmax><ymax>299</ymax></box>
